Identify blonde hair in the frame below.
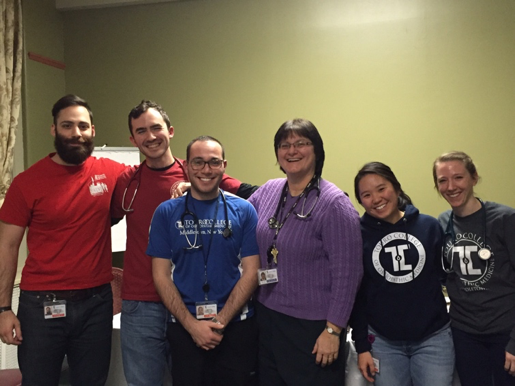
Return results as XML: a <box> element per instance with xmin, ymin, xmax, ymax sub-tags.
<box><xmin>432</xmin><ymin>151</ymin><xmax>479</xmax><ymax>189</ymax></box>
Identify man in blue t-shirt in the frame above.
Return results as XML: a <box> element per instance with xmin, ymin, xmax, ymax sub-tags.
<box><xmin>149</xmin><ymin>136</ymin><xmax>260</xmax><ymax>386</ymax></box>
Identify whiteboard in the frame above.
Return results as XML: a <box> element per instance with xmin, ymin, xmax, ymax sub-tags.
<box><xmin>93</xmin><ymin>147</ymin><xmax>140</xmax><ymax>252</ymax></box>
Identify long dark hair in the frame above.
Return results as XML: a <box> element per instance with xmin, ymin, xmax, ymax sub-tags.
<box><xmin>354</xmin><ymin>162</ymin><xmax>413</xmax><ymax>210</ymax></box>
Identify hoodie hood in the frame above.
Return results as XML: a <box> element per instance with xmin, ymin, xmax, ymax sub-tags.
<box><xmin>361</xmin><ymin>204</ymin><xmax>419</xmax><ymax>230</ymax></box>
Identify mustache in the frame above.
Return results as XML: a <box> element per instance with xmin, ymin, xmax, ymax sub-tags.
<box><xmin>62</xmin><ymin>138</ymin><xmax>88</xmax><ymax>145</ymax></box>
<box><xmin>54</xmin><ymin>131</ymin><xmax>94</xmax><ymax>165</ymax></box>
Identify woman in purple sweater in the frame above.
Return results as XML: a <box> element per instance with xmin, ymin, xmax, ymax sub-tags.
<box><xmin>248</xmin><ymin>119</ymin><xmax>363</xmax><ymax>385</ymax></box>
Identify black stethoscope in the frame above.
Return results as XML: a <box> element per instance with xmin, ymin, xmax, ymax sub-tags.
<box><xmin>265</xmin><ymin>176</ymin><xmax>320</xmax><ymax>266</ymax></box>
<box><xmin>180</xmin><ymin>189</ymin><xmax>232</xmax><ymax>299</ymax></box>
<box><xmin>442</xmin><ymin>198</ymin><xmax>491</xmax><ymax>274</ymax></box>
<box><xmin>268</xmin><ymin>175</ymin><xmax>321</xmax><ymax>229</ymax></box>
<box><xmin>180</xmin><ymin>189</ymin><xmax>232</xmax><ymax>250</ymax></box>
<box><xmin>122</xmin><ymin>157</ymin><xmax>187</xmax><ymax>212</ymax></box>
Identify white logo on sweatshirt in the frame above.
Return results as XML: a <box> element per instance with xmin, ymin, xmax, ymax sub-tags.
<box><xmin>372</xmin><ymin>232</ymin><xmax>426</xmax><ymax>284</ymax></box>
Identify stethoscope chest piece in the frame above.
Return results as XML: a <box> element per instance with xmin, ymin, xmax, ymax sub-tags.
<box><xmin>478</xmin><ymin>248</ymin><xmax>492</xmax><ymax>260</ymax></box>
<box><xmin>222</xmin><ymin>227</ymin><xmax>232</xmax><ymax>238</ymax></box>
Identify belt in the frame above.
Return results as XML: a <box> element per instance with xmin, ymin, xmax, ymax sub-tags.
<box><xmin>22</xmin><ymin>283</ymin><xmax>110</xmax><ymax>302</ymax></box>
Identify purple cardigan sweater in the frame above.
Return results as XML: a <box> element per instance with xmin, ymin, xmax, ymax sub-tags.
<box><xmin>248</xmin><ymin>178</ymin><xmax>363</xmax><ymax>327</ymax></box>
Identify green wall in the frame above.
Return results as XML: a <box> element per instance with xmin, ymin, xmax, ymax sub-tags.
<box><xmin>22</xmin><ymin>0</ymin><xmax>66</xmax><ymax>166</ymax></box>
<box><xmin>15</xmin><ymin>0</ymin><xmax>66</xmax><ymax>278</ymax></box>
<box><xmin>55</xmin><ymin>0</ymin><xmax>515</xmax><ymax>217</ymax></box>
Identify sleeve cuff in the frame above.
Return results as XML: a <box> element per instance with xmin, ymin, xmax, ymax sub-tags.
<box><xmin>354</xmin><ymin>338</ymin><xmax>372</xmax><ymax>354</ymax></box>
<box><xmin>506</xmin><ymin>336</ymin><xmax>515</xmax><ymax>355</ymax></box>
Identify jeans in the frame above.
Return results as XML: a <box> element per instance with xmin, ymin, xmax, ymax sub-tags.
<box><xmin>370</xmin><ymin>324</ymin><xmax>455</xmax><ymax>386</ymax></box>
<box><xmin>452</xmin><ymin>327</ymin><xmax>515</xmax><ymax>386</ymax></box>
<box><xmin>17</xmin><ymin>284</ymin><xmax>113</xmax><ymax>386</ymax></box>
<box><xmin>120</xmin><ymin>300</ymin><xmax>171</xmax><ymax>386</ymax></box>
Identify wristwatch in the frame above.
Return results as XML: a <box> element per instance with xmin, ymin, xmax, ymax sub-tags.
<box><xmin>325</xmin><ymin>325</ymin><xmax>341</xmax><ymax>337</ymax></box>
<box><xmin>211</xmin><ymin>317</ymin><xmax>225</xmax><ymax>335</ymax></box>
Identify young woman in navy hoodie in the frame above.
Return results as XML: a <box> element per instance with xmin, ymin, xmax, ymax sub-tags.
<box><xmin>350</xmin><ymin>162</ymin><xmax>454</xmax><ymax>386</ymax></box>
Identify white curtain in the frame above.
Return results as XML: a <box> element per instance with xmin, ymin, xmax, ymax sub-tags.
<box><xmin>0</xmin><ymin>0</ymin><xmax>23</xmax><ymax>207</ymax></box>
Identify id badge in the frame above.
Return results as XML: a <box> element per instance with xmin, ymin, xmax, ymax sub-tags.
<box><xmin>195</xmin><ymin>301</ymin><xmax>217</xmax><ymax>319</ymax></box>
<box><xmin>43</xmin><ymin>300</ymin><xmax>67</xmax><ymax>319</ymax></box>
<box><xmin>258</xmin><ymin>268</ymin><xmax>278</xmax><ymax>286</ymax></box>
<box><xmin>373</xmin><ymin>357</ymin><xmax>380</xmax><ymax>373</ymax></box>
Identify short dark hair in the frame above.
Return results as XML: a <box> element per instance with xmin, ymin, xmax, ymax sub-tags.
<box><xmin>128</xmin><ymin>100</ymin><xmax>171</xmax><ymax>135</ymax></box>
<box><xmin>186</xmin><ymin>136</ymin><xmax>225</xmax><ymax>160</ymax></box>
<box><xmin>354</xmin><ymin>162</ymin><xmax>413</xmax><ymax>210</ymax></box>
<box><xmin>274</xmin><ymin>119</ymin><xmax>325</xmax><ymax>176</ymax></box>
<box><xmin>432</xmin><ymin>151</ymin><xmax>479</xmax><ymax>190</ymax></box>
<box><xmin>52</xmin><ymin>95</ymin><xmax>93</xmax><ymax>126</ymax></box>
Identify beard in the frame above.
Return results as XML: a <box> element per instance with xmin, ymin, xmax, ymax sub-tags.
<box><xmin>54</xmin><ymin>131</ymin><xmax>95</xmax><ymax>165</ymax></box>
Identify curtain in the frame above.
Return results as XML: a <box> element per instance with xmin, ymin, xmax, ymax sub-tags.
<box><xmin>0</xmin><ymin>0</ymin><xmax>23</xmax><ymax>207</ymax></box>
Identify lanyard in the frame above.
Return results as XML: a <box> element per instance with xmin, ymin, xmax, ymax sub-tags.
<box><xmin>185</xmin><ymin>192</ymin><xmax>221</xmax><ymax>300</ymax></box>
<box><xmin>267</xmin><ymin>176</ymin><xmax>318</xmax><ymax>266</ymax></box>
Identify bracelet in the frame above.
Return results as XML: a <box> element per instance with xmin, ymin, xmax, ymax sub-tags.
<box><xmin>0</xmin><ymin>306</ymin><xmax>12</xmax><ymax>314</ymax></box>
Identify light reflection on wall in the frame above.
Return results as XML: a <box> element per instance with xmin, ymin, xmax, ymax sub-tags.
<box><xmin>311</xmin><ymin>0</ymin><xmax>422</xmax><ymax>28</ymax></box>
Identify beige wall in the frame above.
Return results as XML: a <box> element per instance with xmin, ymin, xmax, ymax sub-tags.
<box><xmin>24</xmin><ymin>0</ymin><xmax>514</xmax><ymax>218</ymax></box>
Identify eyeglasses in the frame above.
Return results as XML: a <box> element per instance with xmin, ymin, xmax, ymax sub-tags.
<box><xmin>277</xmin><ymin>140</ymin><xmax>312</xmax><ymax>151</ymax></box>
<box><xmin>189</xmin><ymin>158</ymin><xmax>225</xmax><ymax>170</ymax></box>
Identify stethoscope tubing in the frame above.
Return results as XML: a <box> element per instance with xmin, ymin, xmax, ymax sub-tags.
<box><xmin>181</xmin><ymin>189</ymin><xmax>232</xmax><ymax>250</ymax></box>
<box><xmin>122</xmin><ymin>157</ymin><xmax>187</xmax><ymax>213</ymax></box>
<box><xmin>442</xmin><ymin>198</ymin><xmax>491</xmax><ymax>273</ymax></box>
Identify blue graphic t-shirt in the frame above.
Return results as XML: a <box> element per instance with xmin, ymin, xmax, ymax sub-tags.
<box><xmin>147</xmin><ymin>191</ymin><xmax>259</xmax><ymax>321</ymax></box>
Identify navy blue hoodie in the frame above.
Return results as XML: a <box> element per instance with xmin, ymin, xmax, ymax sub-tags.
<box><xmin>350</xmin><ymin>205</ymin><xmax>449</xmax><ymax>353</ymax></box>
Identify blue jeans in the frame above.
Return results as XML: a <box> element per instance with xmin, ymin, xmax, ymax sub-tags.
<box><xmin>120</xmin><ymin>300</ymin><xmax>170</xmax><ymax>386</ymax></box>
<box><xmin>370</xmin><ymin>324</ymin><xmax>455</xmax><ymax>386</ymax></box>
<box><xmin>452</xmin><ymin>327</ymin><xmax>515</xmax><ymax>386</ymax></box>
<box><xmin>17</xmin><ymin>284</ymin><xmax>113</xmax><ymax>386</ymax></box>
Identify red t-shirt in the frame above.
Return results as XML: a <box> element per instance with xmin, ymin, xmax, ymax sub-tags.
<box><xmin>111</xmin><ymin>159</ymin><xmax>241</xmax><ymax>302</ymax></box>
<box><xmin>0</xmin><ymin>154</ymin><xmax>126</xmax><ymax>290</ymax></box>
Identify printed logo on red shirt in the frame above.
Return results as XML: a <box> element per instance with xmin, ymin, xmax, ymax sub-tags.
<box><xmin>89</xmin><ymin>176</ymin><xmax>108</xmax><ymax>196</ymax></box>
